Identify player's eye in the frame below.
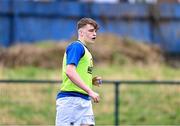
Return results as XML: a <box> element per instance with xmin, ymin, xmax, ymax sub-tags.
<box><xmin>88</xmin><ymin>29</ymin><xmax>95</xmax><ymax>32</ymax></box>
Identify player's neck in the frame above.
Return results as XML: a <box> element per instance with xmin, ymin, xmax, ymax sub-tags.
<box><xmin>78</xmin><ymin>38</ymin><xmax>86</xmax><ymax>45</ymax></box>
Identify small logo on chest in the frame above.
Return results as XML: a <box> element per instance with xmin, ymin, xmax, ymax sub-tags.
<box><xmin>88</xmin><ymin>66</ymin><xmax>93</xmax><ymax>74</ymax></box>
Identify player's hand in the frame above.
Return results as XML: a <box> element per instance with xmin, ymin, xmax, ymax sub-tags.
<box><xmin>92</xmin><ymin>76</ymin><xmax>102</xmax><ymax>87</ymax></box>
<box><xmin>88</xmin><ymin>90</ymin><xmax>100</xmax><ymax>103</ymax></box>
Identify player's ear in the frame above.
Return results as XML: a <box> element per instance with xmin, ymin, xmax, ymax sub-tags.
<box><xmin>78</xmin><ymin>29</ymin><xmax>83</xmax><ymax>36</ymax></box>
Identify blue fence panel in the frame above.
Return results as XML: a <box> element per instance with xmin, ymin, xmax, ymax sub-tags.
<box><xmin>0</xmin><ymin>0</ymin><xmax>10</xmax><ymax>47</ymax></box>
<box><xmin>14</xmin><ymin>1</ymin><xmax>84</xmax><ymax>17</ymax></box>
<box><xmin>100</xmin><ymin>20</ymin><xmax>151</xmax><ymax>42</ymax></box>
<box><xmin>0</xmin><ymin>0</ymin><xmax>10</xmax><ymax>13</ymax></box>
<box><xmin>91</xmin><ymin>3</ymin><xmax>149</xmax><ymax>18</ymax></box>
<box><xmin>0</xmin><ymin>17</ymin><xmax>10</xmax><ymax>47</ymax></box>
<box><xmin>15</xmin><ymin>17</ymin><xmax>77</xmax><ymax>43</ymax></box>
<box><xmin>153</xmin><ymin>21</ymin><xmax>180</xmax><ymax>53</ymax></box>
<box><xmin>0</xmin><ymin>1</ymin><xmax>180</xmax><ymax>53</ymax></box>
<box><xmin>157</xmin><ymin>3</ymin><xmax>180</xmax><ymax>18</ymax></box>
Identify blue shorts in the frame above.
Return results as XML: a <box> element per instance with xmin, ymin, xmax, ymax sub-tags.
<box><xmin>55</xmin><ymin>97</ymin><xmax>95</xmax><ymax>126</ymax></box>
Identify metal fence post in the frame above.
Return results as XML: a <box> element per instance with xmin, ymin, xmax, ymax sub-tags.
<box><xmin>115</xmin><ymin>82</ymin><xmax>120</xmax><ymax>126</ymax></box>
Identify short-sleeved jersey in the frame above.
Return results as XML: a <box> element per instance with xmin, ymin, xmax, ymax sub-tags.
<box><xmin>57</xmin><ymin>40</ymin><xmax>93</xmax><ymax>100</ymax></box>
<box><xmin>66</xmin><ymin>41</ymin><xmax>85</xmax><ymax>66</ymax></box>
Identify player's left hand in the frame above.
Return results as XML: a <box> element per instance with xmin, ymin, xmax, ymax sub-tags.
<box><xmin>92</xmin><ymin>76</ymin><xmax>102</xmax><ymax>87</ymax></box>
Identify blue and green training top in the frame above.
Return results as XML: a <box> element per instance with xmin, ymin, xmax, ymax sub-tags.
<box><xmin>56</xmin><ymin>40</ymin><xmax>93</xmax><ymax>100</ymax></box>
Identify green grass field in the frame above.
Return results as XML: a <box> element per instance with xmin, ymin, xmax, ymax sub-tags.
<box><xmin>0</xmin><ymin>64</ymin><xmax>180</xmax><ymax>125</ymax></box>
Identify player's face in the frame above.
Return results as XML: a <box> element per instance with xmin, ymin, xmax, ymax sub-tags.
<box><xmin>82</xmin><ymin>24</ymin><xmax>97</xmax><ymax>44</ymax></box>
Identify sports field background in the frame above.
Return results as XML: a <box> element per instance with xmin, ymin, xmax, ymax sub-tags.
<box><xmin>0</xmin><ymin>35</ymin><xmax>180</xmax><ymax>125</ymax></box>
<box><xmin>0</xmin><ymin>1</ymin><xmax>180</xmax><ymax>125</ymax></box>
<box><xmin>0</xmin><ymin>64</ymin><xmax>180</xmax><ymax>125</ymax></box>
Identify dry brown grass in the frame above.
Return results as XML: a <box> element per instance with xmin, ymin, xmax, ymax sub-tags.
<box><xmin>0</xmin><ymin>34</ymin><xmax>164</xmax><ymax>68</ymax></box>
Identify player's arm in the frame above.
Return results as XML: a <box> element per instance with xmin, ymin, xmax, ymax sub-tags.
<box><xmin>66</xmin><ymin>64</ymin><xmax>100</xmax><ymax>103</ymax></box>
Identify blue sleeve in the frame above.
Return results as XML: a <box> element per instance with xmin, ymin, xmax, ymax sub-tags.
<box><xmin>66</xmin><ymin>42</ymin><xmax>85</xmax><ymax>67</ymax></box>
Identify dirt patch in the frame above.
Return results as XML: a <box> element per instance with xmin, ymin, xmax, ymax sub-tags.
<box><xmin>0</xmin><ymin>42</ymin><xmax>67</xmax><ymax>68</ymax></box>
<box><xmin>0</xmin><ymin>34</ymin><xmax>164</xmax><ymax>68</ymax></box>
<box><xmin>90</xmin><ymin>34</ymin><xmax>164</xmax><ymax>66</ymax></box>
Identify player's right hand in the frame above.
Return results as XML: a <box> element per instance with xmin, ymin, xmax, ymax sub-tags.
<box><xmin>88</xmin><ymin>90</ymin><xmax>100</xmax><ymax>103</ymax></box>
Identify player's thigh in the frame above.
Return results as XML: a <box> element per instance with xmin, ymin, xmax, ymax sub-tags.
<box><xmin>56</xmin><ymin>97</ymin><xmax>75</xmax><ymax>121</ymax></box>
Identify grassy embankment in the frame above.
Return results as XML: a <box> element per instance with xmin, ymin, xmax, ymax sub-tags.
<box><xmin>0</xmin><ymin>64</ymin><xmax>180</xmax><ymax>125</ymax></box>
